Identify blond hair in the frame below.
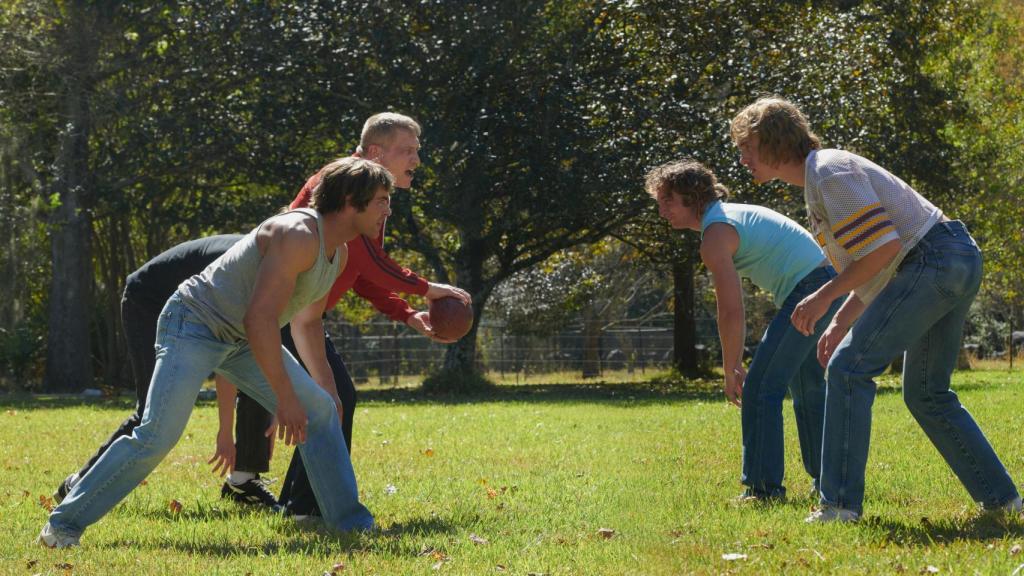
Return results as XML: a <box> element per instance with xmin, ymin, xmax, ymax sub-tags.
<box><xmin>645</xmin><ymin>159</ymin><xmax>729</xmax><ymax>218</ymax></box>
<box><xmin>356</xmin><ymin>112</ymin><xmax>421</xmax><ymax>153</ymax></box>
<box><xmin>730</xmin><ymin>97</ymin><xmax>821</xmax><ymax>166</ymax></box>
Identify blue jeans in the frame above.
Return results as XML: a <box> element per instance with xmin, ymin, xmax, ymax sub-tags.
<box><xmin>820</xmin><ymin>221</ymin><xmax>1019</xmax><ymax>514</ymax></box>
<box><xmin>48</xmin><ymin>295</ymin><xmax>374</xmax><ymax>537</ymax></box>
<box><xmin>741</xmin><ymin>265</ymin><xmax>842</xmax><ymax>498</ymax></box>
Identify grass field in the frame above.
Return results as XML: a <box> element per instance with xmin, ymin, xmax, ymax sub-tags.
<box><xmin>1</xmin><ymin>369</ymin><xmax>1022</xmax><ymax>575</ymax></box>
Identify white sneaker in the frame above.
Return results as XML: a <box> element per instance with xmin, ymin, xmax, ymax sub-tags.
<box><xmin>983</xmin><ymin>495</ymin><xmax>1023</xmax><ymax>518</ymax></box>
<box><xmin>805</xmin><ymin>505</ymin><xmax>860</xmax><ymax>524</ymax></box>
<box><xmin>37</xmin><ymin>523</ymin><xmax>80</xmax><ymax>548</ymax></box>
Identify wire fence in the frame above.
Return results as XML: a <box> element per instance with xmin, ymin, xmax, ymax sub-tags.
<box><xmin>324</xmin><ymin>317</ymin><xmax>716</xmax><ymax>385</ymax></box>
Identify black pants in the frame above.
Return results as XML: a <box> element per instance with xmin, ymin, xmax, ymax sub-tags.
<box><xmin>274</xmin><ymin>324</ymin><xmax>356</xmax><ymax>516</ymax></box>
<box><xmin>71</xmin><ymin>292</ymin><xmax>271</xmax><ymax>481</ymax></box>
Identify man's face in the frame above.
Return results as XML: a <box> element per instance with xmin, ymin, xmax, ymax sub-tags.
<box><xmin>656</xmin><ymin>189</ymin><xmax>698</xmax><ymax>230</ymax></box>
<box><xmin>368</xmin><ymin>129</ymin><xmax>421</xmax><ymax>189</ymax></box>
<box><xmin>354</xmin><ymin>187</ymin><xmax>392</xmax><ymax>238</ymax></box>
<box><xmin>738</xmin><ymin>135</ymin><xmax>778</xmax><ymax>184</ymax></box>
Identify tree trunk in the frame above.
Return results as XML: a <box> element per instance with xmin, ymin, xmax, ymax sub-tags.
<box><xmin>44</xmin><ymin>3</ymin><xmax>99</xmax><ymax>392</ymax></box>
<box><xmin>581</xmin><ymin>305</ymin><xmax>602</xmax><ymax>378</ymax></box>
<box><xmin>672</xmin><ymin>258</ymin><xmax>699</xmax><ymax>376</ymax></box>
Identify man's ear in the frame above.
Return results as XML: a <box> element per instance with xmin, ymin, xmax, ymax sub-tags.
<box><xmin>362</xmin><ymin>143</ymin><xmax>382</xmax><ymax>160</ymax></box>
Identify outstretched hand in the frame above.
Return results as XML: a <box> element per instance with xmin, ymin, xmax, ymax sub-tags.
<box><xmin>724</xmin><ymin>366</ymin><xmax>746</xmax><ymax>407</ymax></box>
<box><xmin>271</xmin><ymin>392</ymin><xmax>308</xmax><ymax>446</ymax></box>
<box><xmin>208</xmin><ymin>430</ymin><xmax>236</xmax><ymax>477</ymax></box>
<box><xmin>425</xmin><ymin>282</ymin><xmax>471</xmax><ymax>305</ymax></box>
<box><xmin>407</xmin><ymin>311</ymin><xmax>457</xmax><ymax>343</ymax></box>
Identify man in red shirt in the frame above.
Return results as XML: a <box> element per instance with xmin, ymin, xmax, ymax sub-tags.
<box><xmin>251</xmin><ymin>113</ymin><xmax>470</xmax><ymax>517</ymax></box>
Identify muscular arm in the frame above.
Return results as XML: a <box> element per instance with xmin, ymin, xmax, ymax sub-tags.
<box><xmin>243</xmin><ymin>220</ymin><xmax>320</xmax><ymax>445</ymax></box>
<box><xmin>289</xmin><ymin>292</ymin><xmax>344</xmax><ymax>421</ymax></box>
<box><xmin>700</xmin><ymin>224</ymin><xmax>745</xmax><ymax>406</ymax></box>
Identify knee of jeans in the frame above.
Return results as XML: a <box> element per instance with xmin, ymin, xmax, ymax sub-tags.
<box><xmin>903</xmin><ymin>386</ymin><xmax>955</xmax><ymax>417</ymax></box>
<box><xmin>133</xmin><ymin>425</ymin><xmax>180</xmax><ymax>460</ymax></box>
<box><xmin>302</xmin><ymin>391</ymin><xmax>337</xmax><ymax>427</ymax></box>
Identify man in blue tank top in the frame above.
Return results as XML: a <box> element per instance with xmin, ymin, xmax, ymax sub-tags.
<box><xmin>646</xmin><ymin>159</ymin><xmax>844</xmax><ymax>502</ymax></box>
<box><xmin>39</xmin><ymin>157</ymin><xmax>391</xmax><ymax>548</ymax></box>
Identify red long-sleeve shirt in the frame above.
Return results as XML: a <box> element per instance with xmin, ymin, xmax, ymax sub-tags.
<box><xmin>290</xmin><ymin>170</ymin><xmax>429</xmax><ymax>323</ymax></box>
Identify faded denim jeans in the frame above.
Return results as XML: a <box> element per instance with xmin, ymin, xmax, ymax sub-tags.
<box><xmin>820</xmin><ymin>221</ymin><xmax>1019</xmax><ymax>515</ymax></box>
<box><xmin>48</xmin><ymin>294</ymin><xmax>373</xmax><ymax>538</ymax></box>
<box><xmin>741</xmin><ymin>265</ymin><xmax>841</xmax><ymax>498</ymax></box>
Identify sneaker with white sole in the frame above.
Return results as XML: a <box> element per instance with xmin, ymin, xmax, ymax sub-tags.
<box><xmin>53</xmin><ymin>472</ymin><xmax>79</xmax><ymax>505</ymax></box>
<box><xmin>805</xmin><ymin>505</ymin><xmax>860</xmax><ymax>524</ymax></box>
<box><xmin>982</xmin><ymin>495</ymin><xmax>1023</xmax><ymax>519</ymax></box>
<box><xmin>220</xmin><ymin>475</ymin><xmax>278</xmax><ymax>509</ymax></box>
<box><xmin>37</xmin><ymin>523</ymin><xmax>79</xmax><ymax>548</ymax></box>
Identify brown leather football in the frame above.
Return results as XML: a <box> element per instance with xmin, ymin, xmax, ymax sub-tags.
<box><xmin>428</xmin><ymin>297</ymin><xmax>473</xmax><ymax>340</ymax></box>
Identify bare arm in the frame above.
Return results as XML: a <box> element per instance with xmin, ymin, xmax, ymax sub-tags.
<box><xmin>289</xmin><ymin>292</ymin><xmax>345</xmax><ymax>423</ymax></box>
<box><xmin>243</xmin><ymin>220</ymin><xmax>319</xmax><ymax>446</ymax></box>
<box><xmin>208</xmin><ymin>375</ymin><xmax>237</xmax><ymax>476</ymax></box>
<box><xmin>791</xmin><ymin>239</ymin><xmax>901</xmax><ymax>336</ymax></box>
<box><xmin>700</xmin><ymin>224</ymin><xmax>745</xmax><ymax>407</ymax></box>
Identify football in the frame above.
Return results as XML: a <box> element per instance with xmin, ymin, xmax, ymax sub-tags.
<box><xmin>428</xmin><ymin>297</ymin><xmax>473</xmax><ymax>341</ymax></box>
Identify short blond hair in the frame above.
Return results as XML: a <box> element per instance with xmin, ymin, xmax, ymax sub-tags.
<box><xmin>730</xmin><ymin>97</ymin><xmax>821</xmax><ymax>166</ymax></box>
<box><xmin>645</xmin><ymin>159</ymin><xmax>729</xmax><ymax>218</ymax></box>
<box><xmin>357</xmin><ymin>112</ymin><xmax>421</xmax><ymax>153</ymax></box>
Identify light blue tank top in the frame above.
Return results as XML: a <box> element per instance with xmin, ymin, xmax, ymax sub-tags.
<box><xmin>701</xmin><ymin>202</ymin><xmax>825</xmax><ymax>307</ymax></box>
<box><xmin>177</xmin><ymin>208</ymin><xmax>341</xmax><ymax>342</ymax></box>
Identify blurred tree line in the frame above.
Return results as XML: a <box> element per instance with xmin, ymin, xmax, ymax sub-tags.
<box><xmin>0</xmin><ymin>0</ymin><xmax>1021</xmax><ymax>391</ymax></box>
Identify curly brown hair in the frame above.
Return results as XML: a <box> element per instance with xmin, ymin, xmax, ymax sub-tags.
<box><xmin>645</xmin><ymin>159</ymin><xmax>729</xmax><ymax>218</ymax></box>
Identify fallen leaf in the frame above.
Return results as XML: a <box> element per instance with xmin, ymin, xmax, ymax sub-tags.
<box><xmin>423</xmin><ymin>448</ymin><xmax>434</xmax><ymax>457</ymax></box>
<box><xmin>486</xmin><ymin>488</ymin><xmax>498</xmax><ymax>499</ymax></box>
<box><xmin>527</xmin><ymin>572</ymin><xmax>548</xmax><ymax>576</ymax></box>
<box><xmin>55</xmin><ymin>562</ymin><xmax>73</xmax><ymax>571</ymax></box>
<box><xmin>140</xmin><ymin>480</ymin><xmax>148</xmax><ymax>486</ymax></box>
<box><xmin>22</xmin><ymin>490</ymin><xmax>31</xmax><ymax>498</ymax></box>
<box><xmin>722</xmin><ymin>553</ymin><xmax>748</xmax><ymax>561</ymax></box>
<box><xmin>6</xmin><ymin>409</ymin><xmax>16</xmax><ymax>415</ymax></box>
<box><xmin>469</xmin><ymin>534</ymin><xmax>489</xmax><ymax>545</ymax></box>
<box><xmin>168</xmin><ymin>499</ymin><xmax>183</xmax><ymax>514</ymax></box>
<box><xmin>1012</xmin><ymin>544</ymin><xmax>1022</xmax><ymax>556</ymax></box>
<box><xmin>478</xmin><ymin>478</ymin><xmax>488</xmax><ymax>485</ymax></box>
<box><xmin>495</xmin><ymin>565</ymin><xmax>506</xmax><ymax>572</ymax></box>
<box><xmin>38</xmin><ymin>495</ymin><xmax>54</xmax><ymax>512</ymax></box>
<box><xmin>26</xmin><ymin>559</ymin><xmax>38</xmax><ymax>569</ymax></box>
<box><xmin>597</xmin><ymin>528</ymin><xmax>616</xmax><ymax>539</ymax></box>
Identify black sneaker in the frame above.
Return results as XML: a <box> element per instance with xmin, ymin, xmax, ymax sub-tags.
<box><xmin>53</xmin><ymin>473</ymin><xmax>79</xmax><ymax>505</ymax></box>
<box><xmin>220</xmin><ymin>476</ymin><xmax>279</xmax><ymax>509</ymax></box>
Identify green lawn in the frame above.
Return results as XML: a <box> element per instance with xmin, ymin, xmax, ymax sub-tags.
<box><xmin>1</xmin><ymin>370</ymin><xmax>1022</xmax><ymax>575</ymax></box>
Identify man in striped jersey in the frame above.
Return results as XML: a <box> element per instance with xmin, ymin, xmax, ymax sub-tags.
<box><xmin>730</xmin><ymin>96</ymin><xmax>1021</xmax><ymax>523</ymax></box>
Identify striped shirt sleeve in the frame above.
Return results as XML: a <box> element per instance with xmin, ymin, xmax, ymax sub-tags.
<box><xmin>819</xmin><ymin>173</ymin><xmax>900</xmax><ymax>259</ymax></box>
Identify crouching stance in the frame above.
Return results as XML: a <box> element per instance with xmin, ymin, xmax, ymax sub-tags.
<box><xmin>731</xmin><ymin>96</ymin><xmax>1021</xmax><ymax>522</ymax></box>
<box><xmin>39</xmin><ymin>157</ymin><xmax>388</xmax><ymax>547</ymax></box>
<box><xmin>647</xmin><ymin>159</ymin><xmax>842</xmax><ymax>502</ymax></box>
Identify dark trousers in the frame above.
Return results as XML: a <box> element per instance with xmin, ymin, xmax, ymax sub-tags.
<box><xmin>71</xmin><ymin>292</ymin><xmax>271</xmax><ymax>481</ymax></box>
<box><xmin>275</xmin><ymin>324</ymin><xmax>356</xmax><ymax>516</ymax></box>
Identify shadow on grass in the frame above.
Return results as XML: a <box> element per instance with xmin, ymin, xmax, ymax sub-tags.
<box><xmin>863</xmin><ymin>514</ymin><xmax>1024</xmax><ymax>545</ymax></box>
<box><xmin>1</xmin><ymin>369</ymin><xmax>1011</xmax><ymax>411</ymax></box>
<box><xmin>99</xmin><ymin>514</ymin><xmax>457</xmax><ymax>556</ymax></box>
<box><xmin>0</xmin><ymin>379</ymin><xmax>727</xmax><ymax>411</ymax></box>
